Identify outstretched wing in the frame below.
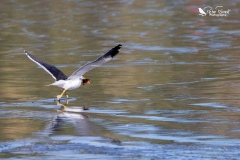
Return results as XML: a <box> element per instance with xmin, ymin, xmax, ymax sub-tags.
<box><xmin>24</xmin><ymin>50</ymin><xmax>68</xmax><ymax>81</ymax></box>
<box><xmin>69</xmin><ymin>44</ymin><xmax>122</xmax><ymax>78</ymax></box>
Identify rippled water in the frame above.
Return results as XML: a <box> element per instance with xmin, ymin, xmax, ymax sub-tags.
<box><xmin>1</xmin><ymin>0</ymin><xmax>240</xmax><ymax>159</ymax></box>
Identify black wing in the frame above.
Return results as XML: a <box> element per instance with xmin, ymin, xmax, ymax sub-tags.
<box><xmin>24</xmin><ymin>50</ymin><xmax>68</xmax><ymax>81</ymax></box>
<box><xmin>69</xmin><ymin>44</ymin><xmax>122</xmax><ymax>78</ymax></box>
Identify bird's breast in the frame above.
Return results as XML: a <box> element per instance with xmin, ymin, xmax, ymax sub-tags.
<box><xmin>64</xmin><ymin>79</ymin><xmax>82</xmax><ymax>90</ymax></box>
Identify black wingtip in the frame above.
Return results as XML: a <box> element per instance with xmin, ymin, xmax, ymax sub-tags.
<box><xmin>116</xmin><ymin>44</ymin><xmax>122</xmax><ymax>50</ymax></box>
<box><xmin>110</xmin><ymin>44</ymin><xmax>122</xmax><ymax>57</ymax></box>
<box><xmin>117</xmin><ymin>44</ymin><xmax>122</xmax><ymax>48</ymax></box>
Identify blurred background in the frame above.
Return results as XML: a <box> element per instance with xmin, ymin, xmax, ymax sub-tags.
<box><xmin>1</xmin><ymin>0</ymin><xmax>240</xmax><ymax>159</ymax></box>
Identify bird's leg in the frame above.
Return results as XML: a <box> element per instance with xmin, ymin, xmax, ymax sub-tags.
<box><xmin>57</xmin><ymin>89</ymin><xmax>66</xmax><ymax>101</ymax></box>
<box><xmin>65</xmin><ymin>92</ymin><xmax>68</xmax><ymax>99</ymax></box>
<box><xmin>56</xmin><ymin>101</ymin><xmax>68</xmax><ymax>111</ymax></box>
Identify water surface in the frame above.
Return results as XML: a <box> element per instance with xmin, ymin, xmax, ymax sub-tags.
<box><xmin>1</xmin><ymin>0</ymin><xmax>240</xmax><ymax>159</ymax></box>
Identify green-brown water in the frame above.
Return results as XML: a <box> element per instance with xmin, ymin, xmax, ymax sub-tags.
<box><xmin>1</xmin><ymin>0</ymin><xmax>240</xmax><ymax>159</ymax></box>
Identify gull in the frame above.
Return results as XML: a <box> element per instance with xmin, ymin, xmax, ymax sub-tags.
<box><xmin>24</xmin><ymin>44</ymin><xmax>122</xmax><ymax>101</ymax></box>
<box><xmin>198</xmin><ymin>8</ymin><xmax>207</xmax><ymax>16</ymax></box>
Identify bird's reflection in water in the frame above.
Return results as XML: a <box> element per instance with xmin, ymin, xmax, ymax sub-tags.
<box><xmin>44</xmin><ymin>100</ymin><xmax>95</xmax><ymax>136</ymax></box>
<box><xmin>57</xmin><ymin>100</ymin><xmax>90</xmax><ymax>112</ymax></box>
